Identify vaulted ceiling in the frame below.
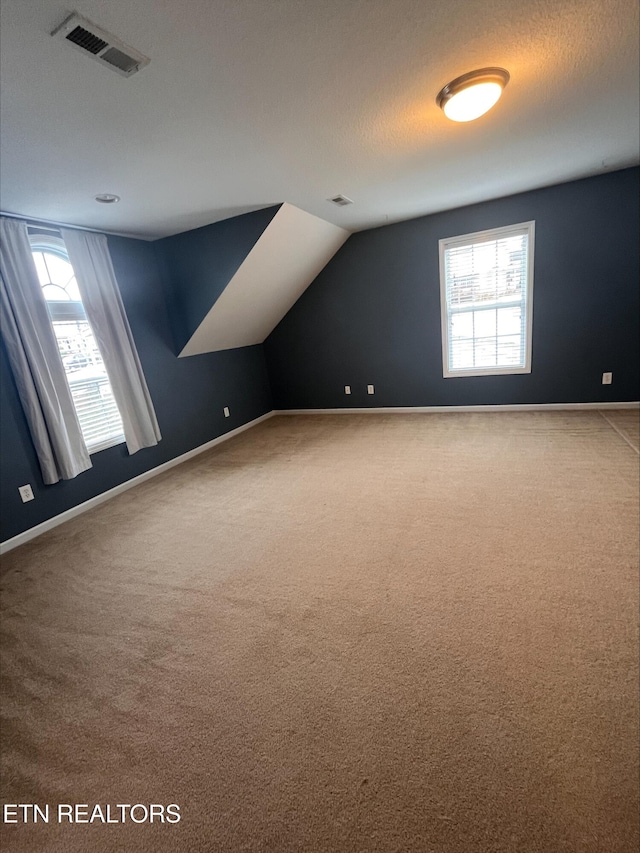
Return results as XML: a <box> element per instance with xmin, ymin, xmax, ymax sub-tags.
<box><xmin>1</xmin><ymin>0</ymin><xmax>638</xmax><ymax>239</ymax></box>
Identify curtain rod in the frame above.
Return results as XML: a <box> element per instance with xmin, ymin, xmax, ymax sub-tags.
<box><xmin>0</xmin><ymin>210</ymin><xmax>142</xmax><ymax>240</ymax></box>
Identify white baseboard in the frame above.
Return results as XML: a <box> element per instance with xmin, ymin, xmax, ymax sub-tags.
<box><xmin>0</xmin><ymin>411</ymin><xmax>275</xmax><ymax>555</ymax></box>
<box><xmin>275</xmin><ymin>402</ymin><xmax>639</xmax><ymax>415</ymax></box>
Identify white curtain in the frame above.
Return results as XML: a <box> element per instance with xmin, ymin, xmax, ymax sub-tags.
<box><xmin>62</xmin><ymin>229</ymin><xmax>161</xmax><ymax>455</ymax></box>
<box><xmin>0</xmin><ymin>218</ymin><xmax>92</xmax><ymax>484</ymax></box>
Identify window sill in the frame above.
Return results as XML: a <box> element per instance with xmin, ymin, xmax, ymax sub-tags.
<box><xmin>443</xmin><ymin>365</ymin><xmax>532</xmax><ymax>378</ymax></box>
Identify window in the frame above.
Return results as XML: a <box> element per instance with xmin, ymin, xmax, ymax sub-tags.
<box><xmin>439</xmin><ymin>221</ymin><xmax>535</xmax><ymax>377</ymax></box>
<box><xmin>29</xmin><ymin>234</ymin><xmax>125</xmax><ymax>453</ymax></box>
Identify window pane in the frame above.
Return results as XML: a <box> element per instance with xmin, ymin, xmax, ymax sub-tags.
<box><xmin>32</xmin><ymin>251</ymin><xmax>50</xmax><ymax>285</ymax></box>
<box><xmin>52</xmin><ymin>319</ymin><xmax>124</xmax><ymax>447</ymax></box>
<box><xmin>451</xmin><ymin>312</ymin><xmax>473</xmax><ymax>338</ymax></box>
<box><xmin>497</xmin><ymin>306</ymin><xmax>521</xmax><ymax>335</ymax></box>
<box><xmin>451</xmin><ymin>339</ymin><xmax>474</xmax><ymax>370</ymax></box>
<box><xmin>42</xmin><ymin>284</ymin><xmax>70</xmax><ymax>302</ymax></box>
<box><xmin>473</xmin><ymin>309</ymin><xmax>496</xmax><ymax>337</ymax></box>
<box><xmin>449</xmin><ymin>273</ymin><xmax>477</xmax><ymax>306</ymax></box>
<box><xmin>496</xmin><ymin>335</ymin><xmax>522</xmax><ymax>366</ymax></box>
<box><xmin>68</xmin><ymin>374</ymin><xmax>123</xmax><ymax>449</ymax></box>
<box><xmin>43</xmin><ymin>253</ymin><xmax>74</xmax><ymax>288</ymax></box>
<box><xmin>446</xmin><ymin>233</ymin><xmax>528</xmax><ymax>307</ymax></box>
<box><xmin>474</xmin><ymin>337</ymin><xmax>497</xmax><ymax>367</ymax></box>
<box><xmin>52</xmin><ymin>320</ymin><xmax>102</xmax><ymax>372</ymax></box>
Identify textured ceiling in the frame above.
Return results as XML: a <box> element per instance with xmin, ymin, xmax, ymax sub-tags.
<box><xmin>1</xmin><ymin>0</ymin><xmax>638</xmax><ymax>239</ymax></box>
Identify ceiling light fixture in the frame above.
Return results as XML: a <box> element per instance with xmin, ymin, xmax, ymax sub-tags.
<box><xmin>436</xmin><ymin>68</ymin><xmax>510</xmax><ymax>122</ymax></box>
<box><xmin>95</xmin><ymin>193</ymin><xmax>120</xmax><ymax>204</ymax></box>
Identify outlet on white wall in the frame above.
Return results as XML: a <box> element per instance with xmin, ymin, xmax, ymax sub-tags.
<box><xmin>602</xmin><ymin>372</ymin><xmax>613</xmax><ymax>385</ymax></box>
<box><xmin>19</xmin><ymin>484</ymin><xmax>34</xmax><ymax>503</ymax></box>
<box><xmin>223</xmin><ymin>406</ymin><xmax>230</xmax><ymax>417</ymax></box>
<box><xmin>344</xmin><ymin>385</ymin><xmax>351</xmax><ymax>395</ymax></box>
<box><xmin>367</xmin><ymin>384</ymin><xmax>375</xmax><ymax>394</ymax></box>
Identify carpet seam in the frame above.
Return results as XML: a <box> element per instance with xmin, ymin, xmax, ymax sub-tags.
<box><xmin>597</xmin><ymin>409</ymin><xmax>640</xmax><ymax>454</ymax></box>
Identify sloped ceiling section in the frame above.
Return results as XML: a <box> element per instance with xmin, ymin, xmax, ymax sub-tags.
<box><xmin>158</xmin><ymin>205</ymin><xmax>281</xmax><ymax>354</ymax></box>
<box><xmin>178</xmin><ymin>204</ymin><xmax>350</xmax><ymax>356</ymax></box>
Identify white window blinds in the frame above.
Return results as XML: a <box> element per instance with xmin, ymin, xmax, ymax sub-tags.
<box><xmin>30</xmin><ymin>240</ymin><xmax>125</xmax><ymax>454</ymax></box>
<box><xmin>51</xmin><ymin>318</ymin><xmax>125</xmax><ymax>453</ymax></box>
<box><xmin>439</xmin><ymin>221</ymin><xmax>535</xmax><ymax>377</ymax></box>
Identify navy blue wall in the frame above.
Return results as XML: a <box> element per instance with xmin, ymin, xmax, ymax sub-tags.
<box><xmin>2</xmin><ymin>169</ymin><xmax>638</xmax><ymax>542</ymax></box>
<box><xmin>0</xmin><ymin>235</ymin><xmax>273</xmax><ymax>543</ymax></box>
<box><xmin>158</xmin><ymin>205</ymin><xmax>280</xmax><ymax>353</ymax></box>
<box><xmin>265</xmin><ymin>168</ymin><xmax>640</xmax><ymax>408</ymax></box>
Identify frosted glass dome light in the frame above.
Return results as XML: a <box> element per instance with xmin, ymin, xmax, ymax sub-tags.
<box><xmin>437</xmin><ymin>68</ymin><xmax>510</xmax><ymax>123</ymax></box>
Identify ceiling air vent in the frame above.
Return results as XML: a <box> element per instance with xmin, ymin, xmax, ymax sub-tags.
<box><xmin>66</xmin><ymin>25</ymin><xmax>108</xmax><ymax>54</ymax></box>
<box><xmin>51</xmin><ymin>13</ymin><xmax>150</xmax><ymax>78</ymax></box>
<box><xmin>328</xmin><ymin>195</ymin><xmax>354</xmax><ymax>207</ymax></box>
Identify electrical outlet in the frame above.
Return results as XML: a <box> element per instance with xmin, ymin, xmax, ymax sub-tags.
<box><xmin>602</xmin><ymin>372</ymin><xmax>613</xmax><ymax>385</ymax></box>
<box><xmin>367</xmin><ymin>384</ymin><xmax>375</xmax><ymax>395</ymax></box>
<box><xmin>223</xmin><ymin>406</ymin><xmax>230</xmax><ymax>417</ymax></box>
<box><xmin>19</xmin><ymin>484</ymin><xmax>34</xmax><ymax>503</ymax></box>
<box><xmin>344</xmin><ymin>385</ymin><xmax>351</xmax><ymax>395</ymax></box>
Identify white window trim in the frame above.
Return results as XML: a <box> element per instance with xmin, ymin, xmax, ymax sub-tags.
<box><xmin>439</xmin><ymin>220</ymin><xmax>535</xmax><ymax>378</ymax></box>
<box><xmin>28</xmin><ymin>231</ymin><xmax>125</xmax><ymax>455</ymax></box>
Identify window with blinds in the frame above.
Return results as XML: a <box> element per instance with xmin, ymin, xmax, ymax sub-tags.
<box><xmin>29</xmin><ymin>235</ymin><xmax>125</xmax><ymax>453</ymax></box>
<box><xmin>439</xmin><ymin>221</ymin><xmax>535</xmax><ymax>378</ymax></box>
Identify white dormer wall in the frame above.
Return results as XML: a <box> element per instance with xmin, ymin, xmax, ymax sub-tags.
<box><xmin>179</xmin><ymin>204</ymin><xmax>350</xmax><ymax>356</ymax></box>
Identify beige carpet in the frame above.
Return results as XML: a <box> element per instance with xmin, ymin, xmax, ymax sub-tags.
<box><xmin>599</xmin><ymin>409</ymin><xmax>640</xmax><ymax>453</ymax></box>
<box><xmin>1</xmin><ymin>410</ymin><xmax>638</xmax><ymax>853</ymax></box>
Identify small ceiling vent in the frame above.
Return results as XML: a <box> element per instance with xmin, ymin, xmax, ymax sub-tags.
<box><xmin>51</xmin><ymin>13</ymin><xmax>150</xmax><ymax>78</ymax></box>
<box><xmin>328</xmin><ymin>194</ymin><xmax>354</xmax><ymax>207</ymax></box>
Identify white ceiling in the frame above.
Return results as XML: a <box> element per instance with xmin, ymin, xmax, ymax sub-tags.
<box><xmin>1</xmin><ymin>0</ymin><xmax>638</xmax><ymax>240</ymax></box>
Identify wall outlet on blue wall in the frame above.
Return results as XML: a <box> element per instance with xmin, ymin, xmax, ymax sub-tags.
<box><xmin>602</xmin><ymin>372</ymin><xmax>613</xmax><ymax>385</ymax></box>
<box><xmin>344</xmin><ymin>385</ymin><xmax>351</xmax><ymax>394</ymax></box>
<box><xmin>367</xmin><ymin>385</ymin><xmax>375</xmax><ymax>394</ymax></box>
<box><xmin>19</xmin><ymin>485</ymin><xmax>34</xmax><ymax>503</ymax></box>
